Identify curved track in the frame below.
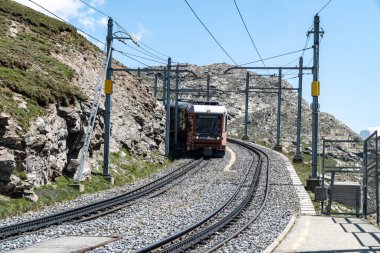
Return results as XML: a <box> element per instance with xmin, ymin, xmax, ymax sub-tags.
<box><xmin>0</xmin><ymin>158</ymin><xmax>204</xmax><ymax>239</ymax></box>
<box><xmin>135</xmin><ymin>139</ymin><xmax>270</xmax><ymax>253</ymax></box>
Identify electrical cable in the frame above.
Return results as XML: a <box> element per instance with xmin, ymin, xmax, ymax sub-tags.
<box><xmin>281</xmin><ymin>58</ymin><xmax>300</xmax><ymax>68</ymax></box>
<box><xmin>317</xmin><ymin>0</ymin><xmax>333</xmax><ymax>15</ymax></box>
<box><xmin>78</xmin><ymin>0</ymin><xmax>109</xmax><ymax>17</ymax></box>
<box><xmin>28</xmin><ymin>0</ymin><xmax>105</xmax><ymax>46</ymax></box>
<box><xmin>113</xmin><ymin>49</ymin><xmax>151</xmax><ymax>67</ymax></box>
<box><xmin>125</xmin><ymin>44</ymin><xmax>167</xmax><ymax>61</ymax></box>
<box><xmin>114</xmin><ymin>50</ymin><xmax>167</xmax><ymax>65</ymax></box>
<box><xmin>233</xmin><ymin>0</ymin><xmax>269</xmax><ymax>74</ymax></box>
<box><xmin>301</xmin><ymin>34</ymin><xmax>311</xmax><ymax>58</ymax></box>
<box><xmin>239</xmin><ymin>47</ymin><xmax>312</xmax><ymax>66</ymax></box>
<box><xmin>284</xmin><ymin>73</ymin><xmax>312</xmax><ymax>81</ymax></box>
<box><xmin>114</xmin><ymin>21</ymin><xmax>171</xmax><ymax>60</ymax></box>
<box><xmin>184</xmin><ymin>0</ymin><xmax>238</xmax><ymax>65</ymax></box>
<box><xmin>79</xmin><ymin>0</ymin><xmax>171</xmax><ymax>61</ymax></box>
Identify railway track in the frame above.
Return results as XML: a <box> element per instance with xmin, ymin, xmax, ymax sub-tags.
<box><xmin>135</xmin><ymin>139</ymin><xmax>270</xmax><ymax>253</ymax></box>
<box><xmin>0</xmin><ymin>158</ymin><xmax>205</xmax><ymax>239</ymax></box>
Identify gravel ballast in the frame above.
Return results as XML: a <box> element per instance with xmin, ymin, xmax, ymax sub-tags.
<box><xmin>1</xmin><ymin>142</ymin><xmax>300</xmax><ymax>253</ymax></box>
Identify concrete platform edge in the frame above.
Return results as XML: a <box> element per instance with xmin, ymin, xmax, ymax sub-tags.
<box><xmin>262</xmin><ymin>214</ymin><xmax>297</xmax><ymax>253</ymax></box>
<box><xmin>277</xmin><ymin>152</ymin><xmax>316</xmax><ymax>216</ymax></box>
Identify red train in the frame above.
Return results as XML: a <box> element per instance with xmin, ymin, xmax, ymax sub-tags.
<box><xmin>170</xmin><ymin>101</ymin><xmax>227</xmax><ymax>157</ymax></box>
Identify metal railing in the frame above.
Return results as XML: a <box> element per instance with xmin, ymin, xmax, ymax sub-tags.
<box><xmin>321</xmin><ymin>132</ymin><xmax>379</xmax><ymax>224</ymax></box>
<box><xmin>321</xmin><ymin>139</ymin><xmax>364</xmax><ymax>216</ymax></box>
<box><xmin>363</xmin><ymin>131</ymin><xmax>379</xmax><ymax>223</ymax></box>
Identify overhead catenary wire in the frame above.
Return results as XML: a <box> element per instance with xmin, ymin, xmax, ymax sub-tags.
<box><xmin>79</xmin><ymin>0</ymin><xmax>172</xmax><ymax>61</ymax></box>
<box><xmin>28</xmin><ymin>0</ymin><xmax>105</xmax><ymax>46</ymax></box>
<box><xmin>317</xmin><ymin>0</ymin><xmax>333</xmax><ymax>15</ymax></box>
<box><xmin>239</xmin><ymin>47</ymin><xmax>312</xmax><ymax>66</ymax></box>
<box><xmin>125</xmin><ymin>44</ymin><xmax>167</xmax><ymax>62</ymax></box>
<box><xmin>184</xmin><ymin>0</ymin><xmax>238</xmax><ymax>65</ymax></box>
<box><xmin>284</xmin><ymin>73</ymin><xmax>312</xmax><ymax>81</ymax></box>
<box><xmin>114</xmin><ymin>24</ymin><xmax>167</xmax><ymax>61</ymax></box>
<box><xmin>78</xmin><ymin>0</ymin><xmax>109</xmax><ymax>17</ymax></box>
<box><xmin>114</xmin><ymin>21</ymin><xmax>175</xmax><ymax>64</ymax></box>
<box><xmin>233</xmin><ymin>0</ymin><xmax>270</xmax><ymax>74</ymax></box>
<box><xmin>29</xmin><ymin>0</ymin><xmax>167</xmax><ymax>67</ymax></box>
<box><xmin>113</xmin><ymin>49</ymin><xmax>152</xmax><ymax>68</ymax></box>
<box><xmin>114</xmin><ymin>50</ymin><xmax>167</xmax><ymax>65</ymax></box>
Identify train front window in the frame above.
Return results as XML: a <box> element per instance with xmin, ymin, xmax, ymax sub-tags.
<box><xmin>195</xmin><ymin>114</ymin><xmax>221</xmax><ymax>138</ymax></box>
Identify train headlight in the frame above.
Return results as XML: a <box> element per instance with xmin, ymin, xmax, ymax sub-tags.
<box><xmin>216</xmin><ymin>137</ymin><xmax>220</xmax><ymax>140</ymax></box>
<box><xmin>196</xmin><ymin>135</ymin><xmax>199</xmax><ymax>139</ymax></box>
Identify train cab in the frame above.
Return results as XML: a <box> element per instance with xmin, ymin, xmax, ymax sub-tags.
<box><xmin>187</xmin><ymin>103</ymin><xmax>227</xmax><ymax>157</ymax></box>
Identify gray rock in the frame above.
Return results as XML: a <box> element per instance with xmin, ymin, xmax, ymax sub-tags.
<box><xmin>0</xmin><ymin>113</ymin><xmax>10</xmax><ymax>126</ymax></box>
<box><xmin>58</xmin><ymin>106</ymin><xmax>82</xmax><ymax>134</ymax></box>
<box><xmin>22</xmin><ymin>155</ymin><xmax>47</xmax><ymax>186</ymax></box>
<box><xmin>23</xmin><ymin>190</ymin><xmax>39</xmax><ymax>202</ymax></box>
<box><xmin>0</xmin><ymin>149</ymin><xmax>16</xmax><ymax>174</ymax></box>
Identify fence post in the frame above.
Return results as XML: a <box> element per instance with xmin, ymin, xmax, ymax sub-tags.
<box><xmin>375</xmin><ymin>132</ymin><xmax>379</xmax><ymax>224</ymax></box>
<box><xmin>363</xmin><ymin>140</ymin><xmax>368</xmax><ymax>218</ymax></box>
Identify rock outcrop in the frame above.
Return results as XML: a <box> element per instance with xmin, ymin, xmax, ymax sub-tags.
<box><xmin>0</xmin><ymin>1</ymin><xmax>166</xmax><ymax>198</ymax></box>
<box><xmin>143</xmin><ymin>63</ymin><xmax>360</xmax><ymax>155</ymax></box>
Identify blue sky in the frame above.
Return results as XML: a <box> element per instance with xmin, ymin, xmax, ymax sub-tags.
<box><xmin>15</xmin><ymin>0</ymin><xmax>380</xmax><ymax>133</ymax></box>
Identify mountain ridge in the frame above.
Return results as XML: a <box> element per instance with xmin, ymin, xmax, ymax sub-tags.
<box><xmin>0</xmin><ymin>1</ymin><xmax>361</xmax><ymax>200</ymax></box>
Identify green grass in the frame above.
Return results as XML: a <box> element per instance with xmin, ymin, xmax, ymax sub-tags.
<box><xmin>0</xmin><ymin>149</ymin><xmax>169</xmax><ymax>219</ymax></box>
<box><xmin>291</xmin><ymin>154</ymin><xmax>313</xmax><ymax>185</ymax></box>
<box><xmin>0</xmin><ymin>176</ymin><xmax>110</xmax><ymax>219</ymax></box>
<box><xmin>13</xmin><ymin>167</ymin><xmax>27</xmax><ymax>180</ymax></box>
<box><xmin>108</xmin><ymin>148</ymin><xmax>168</xmax><ymax>186</ymax></box>
<box><xmin>0</xmin><ymin>0</ymin><xmax>94</xmax><ymax>131</ymax></box>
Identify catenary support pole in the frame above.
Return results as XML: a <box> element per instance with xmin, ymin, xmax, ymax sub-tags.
<box><xmin>293</xmin><ymin>57</ymin><xmax>304</xmax><ymax>162</ymax></box>
<box><xmin>274</xmin><ymin>68</ymin><xmax>282</xmax><ymax>151</ymax></box>
<box><xmin>162</xmin><ymin>67</ymin><xmax>167</xmax><ymax>103</ymax></box>
<box><xmin>206</xmin><ymin>73</ymin><xmax>210</xmax><ymax>101</ymax></box>
<box><xmin>307</xmin><ymin>14</ymin><xmax>322</xmax><ymax>192</ymax></box>
<box><xmin>165</xmin><ymin>58</ymin><xmax>172</xmax><ymax>156</ymax></box>
<box><xmin>242</xmin><ymin>72</ymin><xmax>249</xmax><ymax>140</ymax></box>
<box><xmin>154</xmin><ymin>74</ymin><xmax>158</xmax><ymax>98</ymax></box>
<box><xmin>174</xmin><ymin>65</ymin><xmax>179</xmax><ymax>145</ymax></box>
<box><xmin>103</xmin><ymin>17</ymin><xmax>113</xmax><ymax>178</ymax></box>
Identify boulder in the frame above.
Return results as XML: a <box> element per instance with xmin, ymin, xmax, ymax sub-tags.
<box><xmin>0</xmin><ymin>112</ymin><xmax>10</xmax><ymax>126</ymax></box>
<box><xmin>23</xmin><ymin>189</ymin><xmax>39</xmax><ymax>202</ymax></box>
<box><xmin>58</xmin><ymin>106</ymin><xmax>82</xmax><ymax>133</ymax></box>
<box><xmin>22</xmin><ymin>155</ymin><xmax>47</xmax><ymax>186</ymax></box>
<box><xmin>0</xmin><ymin>149</ymin><xmax>16</xmax><ymax>174</ymax></box>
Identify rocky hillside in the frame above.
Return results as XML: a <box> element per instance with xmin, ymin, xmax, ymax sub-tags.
<box><xmin>0</xmin><ymin>1</ymin><xmax>361</xmax><ymax>200</ymax></box>
<box><xmin>0</xmin><ymin>0</ymin><xmax>166</xmax><ymax>199</ymax></box>
<box><xmin>142</xmin><ymin>63</ymin><xmax>360</xmax><ymax>155</ymax></box>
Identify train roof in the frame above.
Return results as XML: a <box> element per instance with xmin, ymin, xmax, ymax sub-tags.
<box><xmin>166</xmin><ymin>100</ymin><xmax>227</xmax><ymax>114</ymax></box>
<box><xmin>189</xmin><ymin>104</ymin><xmax>227</xmax><ymax>114</ymax></box>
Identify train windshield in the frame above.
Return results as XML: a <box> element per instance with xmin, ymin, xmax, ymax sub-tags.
<box><xmin>195</xmin><ymin>114</ymin><xmax>221</xmax><ymax>137</ymax></box>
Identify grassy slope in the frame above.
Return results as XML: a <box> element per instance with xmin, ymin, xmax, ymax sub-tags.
<box><xmin>0</xmin><ymin>0</ymin><xmax>90</xmax><ymax>130</ymax></box>
<box><xmin>0</xmin><ymin>149</ymin><xmax>169</xmax><ymax>218</ymax></box>
<box><xmin>0</xmin><ymin>2</ymin><xmax>172</xmax><ymax>218</ymax></box>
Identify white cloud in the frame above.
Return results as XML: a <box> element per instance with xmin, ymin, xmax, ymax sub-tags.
<box><xmin>78</xmin><ymin>16</ymin><xmax>96</xmax><ymax>30</ymax></box>
<box><xmin>132</xmin><ymin>23</ymin><xmax>153</xmax><ymax>42</ymax></box>
<box><xmin>14</xmin><ymin>0</ymin><xmax>83</xmax><ymax>21</ymax></box>
<box><xmin>90</xmin><ymin>0</ymin><xmax>105</xmax><ymax>6</ymax></box>
<box><xmin>99</xmin><ymin>17</ymin><xmax>108</xmax><ymax>28</ymax></box>
<box><xmin>13</xmin><ymin>0</ymin><xmax>107</xmax><ymax>31</ymax></box>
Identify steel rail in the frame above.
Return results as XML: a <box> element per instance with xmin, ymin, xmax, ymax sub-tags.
<box><xmin>204</xmin><ymin>140</ymin><xmax>270</xmax><ymax>252</ymax></box>
<box><xmin>135</xmin><ymin>139</ymin><xmax>264</xmax><ymax>253</ymax></box>
<box><xmin>0</xmin><ymin>158</ymin><xmax>203</xmax><ymax>238</ymax></box>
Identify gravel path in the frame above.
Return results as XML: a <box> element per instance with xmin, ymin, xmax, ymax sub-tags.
<box><xmin>0</xmin><ymin>142</ymin><xmax>300</xmax><ymax>253</ymax></box>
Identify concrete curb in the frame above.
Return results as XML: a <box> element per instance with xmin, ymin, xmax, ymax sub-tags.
<box><xmin>277</xmin><ymin>152</ymin><xmax>316</xmax><ymax>215</ymax></box>
<box><xmin>262</xmin><ymin>214</ymin><xmax>297</xmax><ymax>253</ymax></box>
